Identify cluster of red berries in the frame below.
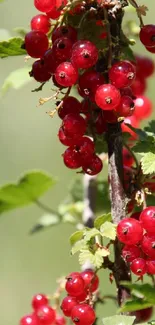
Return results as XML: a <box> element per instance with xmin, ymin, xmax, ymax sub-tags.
<box><xmin>117</xmin><ymin>206</ymin><xmax>155</xmax><ymax>277</ymax></box>
<box><xmin>20</xmin><ymin>294</ymin><xmax>65</xmax><ymax>325</ymax></box>
<box><xmin>140</xmin><ymin>24</ymin><xmax>155</xmax><ymax>53</ymax></box>
<box><xmin>61</xmin><ymin>269</ymin><xmax>99</xmax><ymax>325</ymax></box>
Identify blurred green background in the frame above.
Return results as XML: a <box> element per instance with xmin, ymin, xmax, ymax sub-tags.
<box><xmin>0</xmin><ymin>1</ymin><xmax>155</xmax><ymax>324</ymax></box>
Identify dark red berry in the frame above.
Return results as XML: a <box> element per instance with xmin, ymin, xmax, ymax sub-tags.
<box><xmin>75</xmin><ymin>137</ymin><xmax>95</xmax><ymax>162</ymax></box>
<box><xmin>95</xmin><ymin>84</ymin><xmax>121</xmax><ymax>110</ymax></box>
<box><xmin>81</xmin><ymin>269</ymin><xmax>99</xmax><ymax>292</ymax></box>
<box><xmin>32</xmin><ymin>294</ymin><xmax>49</xmax><ymax>311</ymax></box>
<box><xmin>25</xmin><ymin>31</ymin><xmax>49</xmax><ymax>58</ymax></box>
<box><xmin>71</xmin><ymin>304</ymin><xmax>96</xmax><ymax>325</ymax></box>
<box><xmin>139</xmin><ymin>25</ymin><xmax>155</xmax><ymax>47</ymax></box>
<box><xmin>65</xmin><ymin>272</ymin><xmax>85</xmax><ymax>296</ymax></box>
<box><xmin>58</xmin><ymin>97</ymin><xmax>81</xmax><ymax>119</ymax></box>
<box><xmin>130</xmin><ymin>258</ymin><xmax>147</xmax><ymax>276</ymax></box>
<box><xmin>63</xmin><ymin>113</ymin><xmax>86</xmax><ymax>137</ymax></box>
<box><xmin>136</xmin><ymin>55</ymin><xmax>155</xmax><ymax>79</ymax></box>
<box><xmin>30</xmin><ymin>60</ymin><xmax>51</xmax><ymax>82</ymax></box>
<box><xmin>140</xmin><ymin>207</ymin><xmax>155</xmax><ymax>234</ymax></box>
<box><xmin>141</xmin><ymin>234</ymin><xmax>155</xmax><ymax>259</ymax></box>
<box><xmin>116</xmin><ymin>96</ymin><xmax>135</xmax><ymax>117</ymax></box>
<box><xmin>20</xmin><ymin>314</ymin><xmax>39</xmax><ymax>325</ymax></box>
<box><xmin>134</xmin><ymin>307</ymin><xmax>153</xmax><ymax>323</ymax></box>
<box><xmin>122</xmin><ymin>245</ymin><xmax>141</xmax><ymax>262</ymax></box>
<box><xmin>103</xmin><ymin>110</ymin><xmax>118</xmax><ymax>123</ymax></box>
<box><xmin>123</xmin><ymin>148</ymin><xmax>134</xmax><ymax>167</ymax></box>
<box><xmin>78</xmin><ymin>70</ymin><xmax>105</xmax><ymax>101</ymax></box>
<box><xmin>37</xmin><ymin>306</ymin><xmax>56</xmax><ymax>325</ymax></box>
<box><xmin>120</xmin><ymin>87</ymin><xmax>134</xmax><ymax>98</ymax></box>
<box><xmin>133</xmin><ymin>96</ymin><xmax>152</xmax><ymax>120</ymax></box>
<box><xmin>82</xmin><ymin>154</ymin><xmax>103</xmax><ymax>175</ymax></box>
<box><xmin>61</xmin><ymin>296</ymin><xmax>78</xmax><ymax>317</ymax></box>
<box><xmin>63</xmin><ymin>147</ymin><xmax>82</xmax><ymax>169</ymax></box>
<box><xmin>52</xmin><ymin>26</ymin><xmax>77</xmax><ymax>43</ymax></box>
<box><xmin>146</xmin><ymin>260</ymin><xmax>155</xmax><ymax>275</ymax></box>
<box><xmin>52</xmin><ymin>37</ymin><xmax>73</xmax><ymax>61</ymax></box>
<box><xmin>55</xmin><ymin>62</ymin><xmax>78</xmax><ymax>87</ymax></box>
<box><xmin>109</xmin><ymin>61</ymin><xmax>136</xmax><ymax>88</ymax></box>
<box><xmin>71</xmin><ymin>40</ymin><xmax>98</xmax><ymax>69</ymax></box>
<box><xmin>117</xmin><ymin>218</ymin><xmax>143</xmax><ymax>245</ymax></box>
<box><xmin>58</xmin><ymin>127</ymin><xmax>81</xmax><ymax>146</ymax></box>
<box><xmin>31</xmin><ymin>14</ymin><xmax>51</xmax><ymax>34</ymax></box>
<box><xmin>145</xmin><ymin>46</ymin><xmax>155</xmax><ymax>53</ymax></box>
<box><xmin>131</xmin><ymin>77</ymin><xmax>146</xmax><ymax>97</ymax></box>
<box><xmin>43</xmin><ymin>49</ymin><xmax>60</xmax><ymax>73</ymax></box>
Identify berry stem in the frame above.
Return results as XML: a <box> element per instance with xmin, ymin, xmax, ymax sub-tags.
<box><xmin>82</xmin><ymin>173</ymin><xmax>97</xmax><ymax>227</ymax></box>
<box><xmin>35</xmin><ymin>199</ymin><xmax>61</xmax><ymax>216</ymax></box>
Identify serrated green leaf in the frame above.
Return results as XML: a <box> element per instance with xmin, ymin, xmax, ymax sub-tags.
<box><xmin>100</xmin><ymin>221</ymin><xmax>116</xmax><ymax>240</ymax></box>
<box><xmin>0</xmin><ymin>38</ymin><xmax>26</xmax><ymax>58</ymax></box>
<box><xmin>133</xmin><ymin>139</ymin><xmax>155</xmax><ymax>155</ymax></box>
<box><xmin>102</xmin><ymin>315</ymin><xmax>136</xmax><ymax>325</ymax></box>
<box><xmin>119</xmin><ymin>298</ymin><xmax>153</xmax><ymax>313</ymax></box>
<box><xmin>145</xmin><ymin>121</ymin><xmax>155</xmax><ymax>134</ymax></box>
<box><xmin>0</xmin><ymin>170</ymin><xmax>55</xmax><ymax>214</ymax></box>
<box><xmin>121</xmin><ymin>282</ymin><xmax>155</xmax><ymax>304</ymax></box>
<box><xmin>141</xmin><ymin>152</ymin><xmax>155</xmax><ymax>175</ymax></box>
<box><xmin>96</xmin><ymin>246</ymin><xmax>110</xmax><ymax>257</ymax></box>
<box><xmin>1</xmin><ymin>66</ymin><xmax>31</xmax><ymax>96</ymax></box>
<box><xmin>79</xmin><ymin>249</ymin><xmax>104</xmax><ymax>268</ymax></box>
<box><xmin>30</xmin><ymin>213</ymin><xmax>60</xmax><ymax>234</ymax></box>
<box><xmin>125</xmin><ymin>124</ymin><xmax>148</xmax><ymax>140</ymax></box>
<box><xmin>70</xmin><ymin>231</ymin><xmax>84</xmax><ymax>246</ymax></box>
<box><xmin>94</xmin><ymin>213</ymin><xmax>112</xmax><ymax>229</ymax></box>
<box><xmin>71</xmin><ymin>239</ymin><xmax>87</xmax><ymax>255</ymax></box>
<box><xmin>84</xmin><ymin>228</ymin><xmax>101</xmax><ymax>242</ymax></box>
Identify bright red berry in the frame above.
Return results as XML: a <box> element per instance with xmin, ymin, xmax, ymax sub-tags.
<box><xmin>109</xmin><ymin>61</ymin><xmax>136</xmax><ymax>88</ymax></box>
<box><xmin>58</xmin><ymin>127</ymin><xmax>81</xmax><ymax>146</ymax></box>
<box><xmin>34</xmin><ymin>0</ymin><xmax>55</xmax><ymax>12</ymax></box>
<box><xmin>63</xmin><ymin>113</ymin><xmax>86</xmax><ymax>137</ymax></box>
<box><xmin>31</xmin><ymin>14</ymin><xmax>51</xmax><ymax>34</ymax></box>
<box><xmin>146</xmin><ymin>260</ymin><xmax>155</xmax><ymax>275</ymax></box>
<box><xmin>46</xmin><ymin>8</ymin><xmax>61</xmax><ymax>20</ymax></box>
<box><xmin>130</xmin><ymin>258</ymin><xmax>147</xmax><ymax>276</ymax></box>
<box><xmin>133</xmin><ymin>96</ymin><xmax>152</xmax><ymax>120</ymax></box>
<box><xmin>82</xmin><ymin>154</ymin><xmax>103</xmax><ymax>175</ymax></box>
<box><xmin>78</xmin><ymin>70</ymin><xmax>105</xmax><ymax>101</ymax></box>
<box><xmin>65</xmin><ymin>272</ymin><xmax>85</xmax><ymax>296</ymax></box>
<box><xmin>30</xmin><ymin>60</ymin><xmax>51</xmax><ymax>82</ymax></box>
<box><xmin>76</xmin><ymin>290</ymin><xmax>88</xmax><ymax>303</ymax></box>
<box><xmin>71</xmin><ymin>40</ymin><xmax>98</xmax><ymax>69</ymax></box>
<box><xmin>140</xmin><ymin>206</ymin><xmax>155</xmax><ymax>234</ymax></box>
<box><xmin>116</xmin><ymin>96</ymin><xmax>135</xmax><ymax>117</ymax></box>
<box><xmin>25</xmin><ymin>31</ymin><xmax>49</xmax><ymax>58</ymax></box>
<box><xmin>52</xmin><ymin>26</ymin><xmax>77</xmax><ymax>43</ymax></box>
<box><xmin>141</xmin><ymin>234</ymin><xmax>155</xmax><ymax>259</ymax></box>
<box><xmin>134</xmin><ymin>307</ymin><xmax>153</xmax><ymax>323</ymax></box>
<box><xmin>52</xmin><ymin>37</ymin><xmax>73</xmax><ymax>61</ymax></box>
<box><xmin>139</xmin><ymin>25</ymin><xmax>155</xmax><ymax>47</ymax></box>
<box><xmin>95</xmin><ymin>84</ymin><xmax>121</xmax><ymax>110</ymax></box>
<box><xmin>71</xmin><ymin>304</ymin><xmax>96</xmax><ymax>325</ymax></box>
<box><xmin>117</xmin><ymin>218</ymin><xmax>143</xmax><ymax>245</ymax></box>
<box><xmin>122</xmin><ymin>245</ymin><xmax>141</xmax><ymax>263</ymax></box>
<box><xmin>61</xmin><ymin>296</ymin><xmax>78</xmax><ymax>317</ymax></box>
<box><xmin>55</xmin><ymin>62</ymin><xmax>78</xmax><ymax>87</ymax></box>
<box><xmin>54</xmin><ymin>315</ymin><xmax>66</xmax><ymax>325</ymax></box>
<box><xmin>63</xmin><ymin>147</ymin><xmax>82</xmax><ymax>169</ymax></box>
<box><xmin>37</xmin><ymin>306</ymin><xmax>56</xmax><ymax>325</ymax></box>
<box><xmin>32</xmin><ymin>294</ymin><xmax>49</xmax><ymax>311</ymax></box>
<box><xmin>136</xmin><ymin>55</ymin><xmax>155</xmax><ymax>79</ymax></box>
<box><xmin>81</xmin><ymin>269</ymin><xmax>99</xmax><ymax>292</ymax></box>
<box><xmin>58</xmin><ymin>97</ymin><xmax>81</xmax><ymax>119</ymax></box>
<box><xmin>123</xmin><ymin>148</ymin><xmax>134</xmax><ymax>167</ymax></box>
<box><xmin>20</xmin><ymin>314</ymin><xmax>39</xmax><ymax>325</ymax></box>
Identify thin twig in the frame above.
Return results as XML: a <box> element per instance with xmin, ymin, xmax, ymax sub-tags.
<box><xmin>124</xmin><ymin>143</ymin><xmax>139</xmax><ymax>169</ymax></box>
<box><xmin>35</xmin><ymin>199</ymin><xmax>61</xmax><ymax>216</ymax></box>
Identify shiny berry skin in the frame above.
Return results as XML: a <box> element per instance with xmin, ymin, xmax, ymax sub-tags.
<box><xmin>55</xmin><ymin>62</ymin><xmax>78</xmax><ymax>87</ymax></box>
<box><xmin>75</xmin><ymin>137</ymin><xmax>95</xmax><ymax>162</ymax></box>
<box><xmin>76</xmin><ymin>290</ymin><xmax>88</xmax><ymax>302</ymax></box>
<box><xmin>136</xmin><ymin>55</ymin><xmax>155</xmax><ymax>79</ymax></box>
<box><xmin>55</xmin><ymin>316</ymin><xmax>66</xmax><ymax>325</ymax></box>
<box><xmin>58</xmin><ymin>127</ymin><xmax>81</xmax><ymax>147</ymax></box>
<box><xmin>30</xmin><ymin>60</ymin><xmax>51</xmax><ymax>82</ymax></box>
<box><xmin>46</xmin><ymin>8</ymin><xmax>61</xmax><ymax>20</ymax></box>
<box><xmin>52</xmin><ymin>37</ymin><xmax>73</xmax><ymax>61</ymax></box>
<box><xmin>58</xmin><ymin>97</ymin><xmax>81</xmax><ymax>119</ymax></box>
<box><xmin>120</xmin><ymin>87</ymin><xmax>134</xmax><ymax>99</ymax></box>
<box><xmin>63</xmin><ymin>113</ymin><xmax>86</xmax><ymax>137</ymax></box>
<box><xmin>131</xmin><ymin>78</ymin><xmax>146</xmax><ymax>97</ymax></box>
<box><xmin>20</xmin><ymin>314</ymin><xmax>39</xmax><ymax>325</ymax></box>
<box><xmin>63</xmin><ymin>147</ymin><xmax>82</xmax><ymax>169</ymax></box>
<box><xmin>146</xmin><ymin>260</ymin><xmax>155</xmax><ymax>275</ymax></box>
<box><xmin>71</xmin><ymin>304</ymin><xmax>96</xmax><ymax>325</ymax></box>
<box><xmin>133</xmin><ymin>96</ymin><xmax>152</xmax><ymax>120</ymax></box>
<box><xmin>34</xmin><ymin>0</ymin><xmax>55</xmax><ymax>12</ymax></box>
<box><xmin>130</xmin><ymin>258</ymin><xmax>147</xmax><ymax>276</ymax></box>
<box><xmin>25</xmin><ymin>31</ymin><xmax>48</xmax><ymax>58</ymax></box>
<box><xmin>117</xmin><ymin>218</ymin><xmax>143</xmax><ymax>245</ymax></box>
<box><xmin>71</xmin><ymin>40</ymin><xmax>98</xmax><ymax>69</ymax></box>
<box><xmin>122</xmin><ymin>245</ymin><xmax>141</xmax><ymax>263</ymax></box>
<box><xmin>141</xmin><ymin>235</ymin><xmax>155</xmax><ymax>259</ymax></box>
<box><xmin>78</xmin><ymin>70</ymin><xmax>105</xmax><ymax>101</ymax></box>
<box><xmin>140</xmin><ymin>206</ymin><xmax>155</xmax><ymax>234</ymax></box>
<box><xmin>61</xmin><ymin>296</ymin><xmax>77</xmax><ymax>317</ymax></box>
<box><xmin>123</xmin><ymin>148</ymin><xmax>134</xmax><ymax>167</ymax></box>
<box><xmin>82</xmin><ymin>154</ymin><xmax>103</xmax><ymax>175</ymax></box>
<box><xmin>109</xmin><ymin>61</ymin><xmax>136</xmax><ymax>88</ymax></box>
<box><xmin>43</xmin><ymin>49</ymin><xmax>60</xmax><ymax>73</ymax></box>
<box><xmin>31</xmin><ymin>14</ymin><xmax>51</xmax><ymax>34</ymax></box>
<box><xmin>32</xmin><ymin>294</ymin><xmax>49</xmax><ymax>311</ymax></box>
<box><xmin>52</xmin><ymin>26</ymin><xmax>77</xmax><ymax>43</ymax></box>
<box><xmin>37</xmin><ymin>306</ymin><xmax>56</xmax><ymax>325</ymax></box>
<box><xmin>81</xmin><ymin>269</ymin><xmax>99</xmax><ymax>292</ymax></box>
<box><xmin>116</xmin><ymin>96</ymin><xmax>135</xmax><ymax>117</ymax></box>
<box><xmin>139</xmin><ymin>25</ymin><xmax>155</xmax><ymax>47</ymax></box>
<box><xmin>65</xmin><ymin>272</ymin><xmax>85</xmax><ymax>296</ymax></box>
<box><xmin>134</xmin><ymin>307</ymin><xmax>153</xmax><ymax>323</ymax></box>
<box><xmin>95</xmin><ymin>84</ymin><xmax>121</xmax><ymax>110</ymax></box>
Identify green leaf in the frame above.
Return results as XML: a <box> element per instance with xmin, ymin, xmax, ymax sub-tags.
<box><xmin>94</xmin><ymin>213</ymin><xmax>112</xmax><ymax>229</ymax></box>
<box><xmin>100</xmin><ymin>222</ymin><xmax>116</xmax><ymax>240</ymax></box>
<box><xmin>70</xmin><ymin>231</ymin><xmax>84</xmax><ymax>246</ymax></box>
<box><xmin>145</xmin><ymin>120</ymin><xmax>155</xmax><ymax>134</ymax></box>
<box><xmin>0</xmin><ymin>170</ymin><xmax>55</xmax><ymax>214</ymax></box>
<box><xmin>84</xmin><ymin>228</ymin><xmax>101</xmax><ymax>242</ymax></box>
<box><xmin>120</xmin><ymin>46</ymin><xmax>135</xmax><ymax>61</ymax></box>
<box><xmin>121</xmin><ymin>282</ymin><xmax>155</xmax><ymax>304</ymax></box>
<box><xmin>141</xmin><ymin>152</ymin><xmax>155</xmax><ymax>175</ymax></box>
<box><xmin>79</xmin><ymin>248</ymin><xmax>107</xmax><ymax>268</ymax></box>
<box><xmin>102</xmin><ymin>315</ymin><xmax>136</xmax><ymax>325</ymax></box>
<box><xmin>95</xmin><ymin>135</ymin><xmax>108</xmax><ymax>154</ymax></box>
<box><xmin>133</xmin><ymin>139</ymin><xmax>155</xmax><ymax>155</ymax></box>
<box><xmin>71</xmin><ymin>239</ymin><xmax>87</xmax><ymax>255</ymax></box>
<box><xmin>1</xmin><ymin>67</ymin><xmax>31</xmax><ymax>96</ymax></box>
<box><xmin>62</xmin><ymin>213</ymin><xmax>77</xmax><ymax>224</ymax></box>
<box><xmin>30</xmin><ymin>213</ymin><xmax>60</xmax><ymax>234</ymax></box>
<box><xmin>119</xmin><ymin>298</ymin><xmax>153</xmax><ymax>313</ymax></box>
<box><xmin>0</xmin><ymin>38</ymin><xmax>26</xmax><ymax>58</ymax></box>
<box><xmin>125</xmin><ymin>124</ymin><xmax>148</xmax><ymax>141</ymax></box>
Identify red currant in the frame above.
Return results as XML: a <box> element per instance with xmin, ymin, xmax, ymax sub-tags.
<box><xmin>43</xmin><ymin>49</ymin><xmax>60</xmax><ymax>74</ymax></box>
<box><xmin>78</xmin><ymin>70</ymin><xmax>105</xmax><ymax>101</ymax></box>
<box><xmin>65</xmin><ymin>272</ymin><xmax>85</xmax><ymax>296</ymax></box>
<box><xmin>71</xmin><ymin>304</ymin><xmax>96</xmax><ymax>325</ymax></box>
<box><xmin>37</xmin><ymin>306</ymin><xmax>56</xmax><ymax>325</ymax></box>
<box><xmin>117</xmin><ymin>218</ymin><xmax>143</xmax><ymax>245</ymax></box>
<box><xmin>136</xmin><ymin>55</ymin><xmax>155</xmax><ymax>79</ymax></box>
<box><xmin>32</xmin><ymin>294</ymin><xmax>49</xmax><ymax>311</ymax></box>
<box><xmin>76</xmin><ymin>290</ymin><xmax>88</xmax><ymax>303</ymax></box>
<box><xmin>82</xmin><ymin>154</ymin><xmax>103</xmax><ymax>175</ymax></box>
<box><xmin>63</xmin><ymin>147</ymin><xmax>82</xmax><ymax>169</ymax></box>
<box><xmin>131</xmin><ymin>212</ymin><xmax>140</xmax><ymax>220</ymax></box>
<box><xmin>121</xmin><ymin>116</ymin><xmax>139</xmax><ymax>140</ymax></box>
<box><xmin>109</xmin><ymin>61</ymin><xmax>136</xmax><ymax>88</ymax></box>
<box><xmin>30</xmin><ymin>60</ymin><xmax>51</xmax><ymax>82</ymax></box>
<box><xmin>139</xmin><ymin>25</ymin><xmax>155</xmax><ymax>47</ymax></box>
<box><xmin>140</xmin><ymin>206</ymin><xmax>155</xmax><ymax>234</ymax></box>
<box><xmin>20</xmin><ymin>314</ymin><xmax>39</xmax><ymax>325</ymax></box>
<box><xmin>133</xmin><ymin>96</ymin><xmax>152</xmax><ymax>120</ymax></box>
<box><xmin>81</xmin><ymin>269</ymin><xmax>99</xmax><ymax>292</ymax></box>
<box><xmin>31</xmin><ymin>14</ymin><xmax>51</xmax><ymax>34</ymax></box>
<box><xmin>95</xmin><ymin>112</ymin><xmax>107</xmax><ymax>134</ymax></box>
<box><xmin>131</xmin><ymin>77</ymin><xmax>146</xmax><ymax>97</ymax></box>
<box><xmin>55</xmin><ymin>315</ymin><xmax>66</xmax><ymax>325</ymax></box>
<box><xmin>55</xmin><ymin>62</ymin><xmax>78</xmax><ymax>87</ymax></box>
<box><xmin>95</xmin><ymin>84</ymin><xmax>121</xmax><ymax>110</ymax></box>
<box><xmin>46</xmin><ymin>8</ymin><xmax>61</xmax><ymax>20</ymax></box>
<box><xmin>34</xmin><ymin>0</ymin><xmax>55</xmax><ymax>12</ymax></box>
<box><xmin>116</xmin><ymin>96</ymin><xmax>135</xmax><ymax>117</ymax></box>
<box><xmin>146</xmin><ymin>260</ymin><xmax>155</xmax><ymax>275</ymax></box>
<box><xmin>61</xmin><ymin>296</ymin><xmax>78</xmax><ymax>317</ymax></box>
<box><xmin>71</xmin><ymin>40</ymin><xmax>98</xmax><ymax>69</ymax></box>
<box><xmin>122</xmin><ymin>245</ymin><xmax>141</xmax><ymax>263</ymax></box>
<box><xmin>52</xmin><ymin>26</ymin><xmax>77</xmax><ymax>43</ymax></box>
<box><xmin>120</xmin><ymin>87</ymin><xmax>134</xmax><ymax>98</ymax></box>
<box><xmin>58</xmin><ymin>97</ymin><xmax>81</xmax><ymax>119</ymax></box>
<box><xmin>141</xmin><ymin>234</ymin><xmax>155</xmax><ymax>259</ymax></box>
<box><xmin>63</xmin><ymin>113</ymin><xmax>86</xmax><ymax>137</ymax></box>
<box><xmin>58</xmin><ymin>127</ymin><xmax>81</xmax><ymax>146</ymax></box>
<box><xmin>145</xmin><ymin>46</ymin><xmax>155</xmax><ymax>54</ymax></box>
<box><xmin>130</xmin><ymin>258</ymin><xmax>147</xmax><ymax>276</ymax></box>
<box><xmin>123</xmin><ymin>148</ymin><xmax>134</xmax><ymax>167</ymax></box>
<box><xmin>103</xmin><ymin>110</ymin><xmax>118</xmax><ymax>123</ymax></box>
<box><xmin>25</xmin><ymin>31</ymin><xmax>49</xmax><ymax>58</ymax></box>
<box><xmin>52</xmin><ymin>37</ymin><xmax>73</xmax><ymax>61</ymax></box>
<box><xmin>134</xmin><ymin>307</ymin><xmax>153</xmax><ymax>323</ymax></box>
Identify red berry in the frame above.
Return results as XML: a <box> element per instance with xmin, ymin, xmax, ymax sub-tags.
<box><xmin>136</xmin><ymin>55</ymin><xmax>155</xmax><ymax>79</ymax></box>
<box><xmin>52</xmin><ymin>37</ymin><xmax>73</xmax><ymax>61</ymax></box>
<box><xmin>133</xmin><ymin>96</ymin><xmax>152</xmax><ymax>120</ymax></box>
<box><xmin>31</xmin><ymin>14</ymin><xmax>51</xmax><ymax>34</ymax></box>
<box><xmin>61</xmin><ymin>296</ymin><xmax>78</xmax><ymax>317</ymax></box>
<box><xmin>109</xmin><ymin>61</ymin><xmax>136</xmax><ymax>88</ymax></box>
<box><xmin>121</xmin><ymin>116</ymin><xmax>139</xmax><ymax>140</ymax></box>
<box><xmin>55</xmin><ymin>62</ymin><xmax>78</xmax><ymax>87</ymax></box>
<box><xmin>58</xmin><ymin>97</ymin><xmax>81</xmax><ymax>119</ymax></box>
<box><xmin>30</xmin><ymin>60</ymin><xmax>51</xmax><ymax>82</ymax></box>
<box><xmin>63</xmin><ymin>147</ymin><xmax>82</xmax><ymax>169</ymax></box>
<box><xmin>20</xmin><ymin>314</ymin><xmax>39</xmax><ymax>325</ymax></box>
<box><xmin>145</xmin><ymin>46</ymin><xmax>155</xmax><ymax>54</ymax></box>
<box><xmin>82</xmin><ymin>154</ymin><xmax>103</xmax><ymax>175</ymax></box>
<box><xmin>117</xmin><ymin>218</ymin><xmax>143</xmax><ymax>245</ymax></box>
<box><xmin>25</xmin><ymin>31</ymin><xmax>48</xmax><ymax>58</ymax></box>
<box><xmin>122</xmin><ymin>245</ymin><xmax>141</xmax><ymax>262</ymax></box>
<box><xmin>134</xmin><ymin>307</ymin><xmax>153</xmax><ymax>323</ymax></box>
<box><xmin>139</xmin><ymin>25</ymin><xmax>155</xmax><ymax>47</ymax></box>
<box><xmin>75</xmin><ymin>137</ymin><xmax>95</xmax><ymax>162</ymax></box>
<box><xmin>55</xmin><ymin>316</ymin><xmax>66</xmax><ymax>325</ymax></box>
<box><xmin>63</xmin><ymin>113</ymin><xmax>86</xmax><ymax>137</ymax></box>
<box><xmin>46</xmin><ymin>8</ymin><xmax>61</xmax><ymax>20</ymax></box>
<box><xmin>116</xmin><ymin>96</ymin><xmax>135</xmax><ymax>117</ymax></box>
<box><xmin>141</xmin><ymin>234</ymin><xmax>155</xmax><ymax>259</ymax></box>
<box><xmin>120</xmin><ymin>87</ymin><xmax>134</xmax><ymax>98</ymax></box>
<box><xmin>140</xmin><ymin>206</ymin><xmax>155</xmax><ymax>234</ymax></box>
<box><xmin>78</xmin><ymin>70</ymin><xmax>105</xmax><ymax>101</ymax></box>
<box><xmin>43</xmin><ymin>49</ymin><xmax>60</xmax><ymax>73</ymax></box>
<box><xmin>71</xmin><ymin>40</ymin><xmax>98</xmax><ymax>69</ymax></box>
<box><xmin>58</xmin><ymin>127</ymin><xmax>81</xmax><ymax>146</ymax></box>
<box><xmin>65</xmin><ymin>272</ymin><xmax>85</xmax><ymax>296</ymax></box>
<box><xmin>34</xmin><ymin>0</ymin><xmax>55</xmax><ymax>12</ymax></box>
<box><xmin>52</xmin><ymin>26</ymin><xmax>77</xmax><ymax>43</ymax></box>
<box><xmin>146</xmin><ymin>260</ymin><xmax>155</xmax><ymax>275</ymax></box>
<box><xmin>131</xmin><ymin>78</ymin><xmax>146</xmax><ymax>97</ymax></box>
<box><xmin>123</xmin><ymin>148</ymin><xmax>134</xmax><ymax>167</ymax></box>
<box><xmin>95</xmin><ymin>84</ymin><xmax>121</xmax><ymax>110</ymax></box>
<box><xmin>130</xmin><ymin>258</ymin><xmax>147</xmax><ymax>276</ymax></box>
<box><xmin>71</xmin><ymin>304</ymin><xmax>96</xmax><ymax>325</ymax></box>
<box><xmin>76</xmin><ymin>290</ymin><xmax>88</xmax><ymax>303</ymax></box>
<box><xmin>37</xmin><ymin>306</ymin><xmax>56</xmax><ymax>325</ymax></box>
<box><xmin>32</xmin><ymin>294</ymin><xmax>49</xmax><ymax>311</ymax></box>
<box><xmin>81</xmin><ymin>269</ymin><xmax>99</xmax><ymax>292</ymax></box>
